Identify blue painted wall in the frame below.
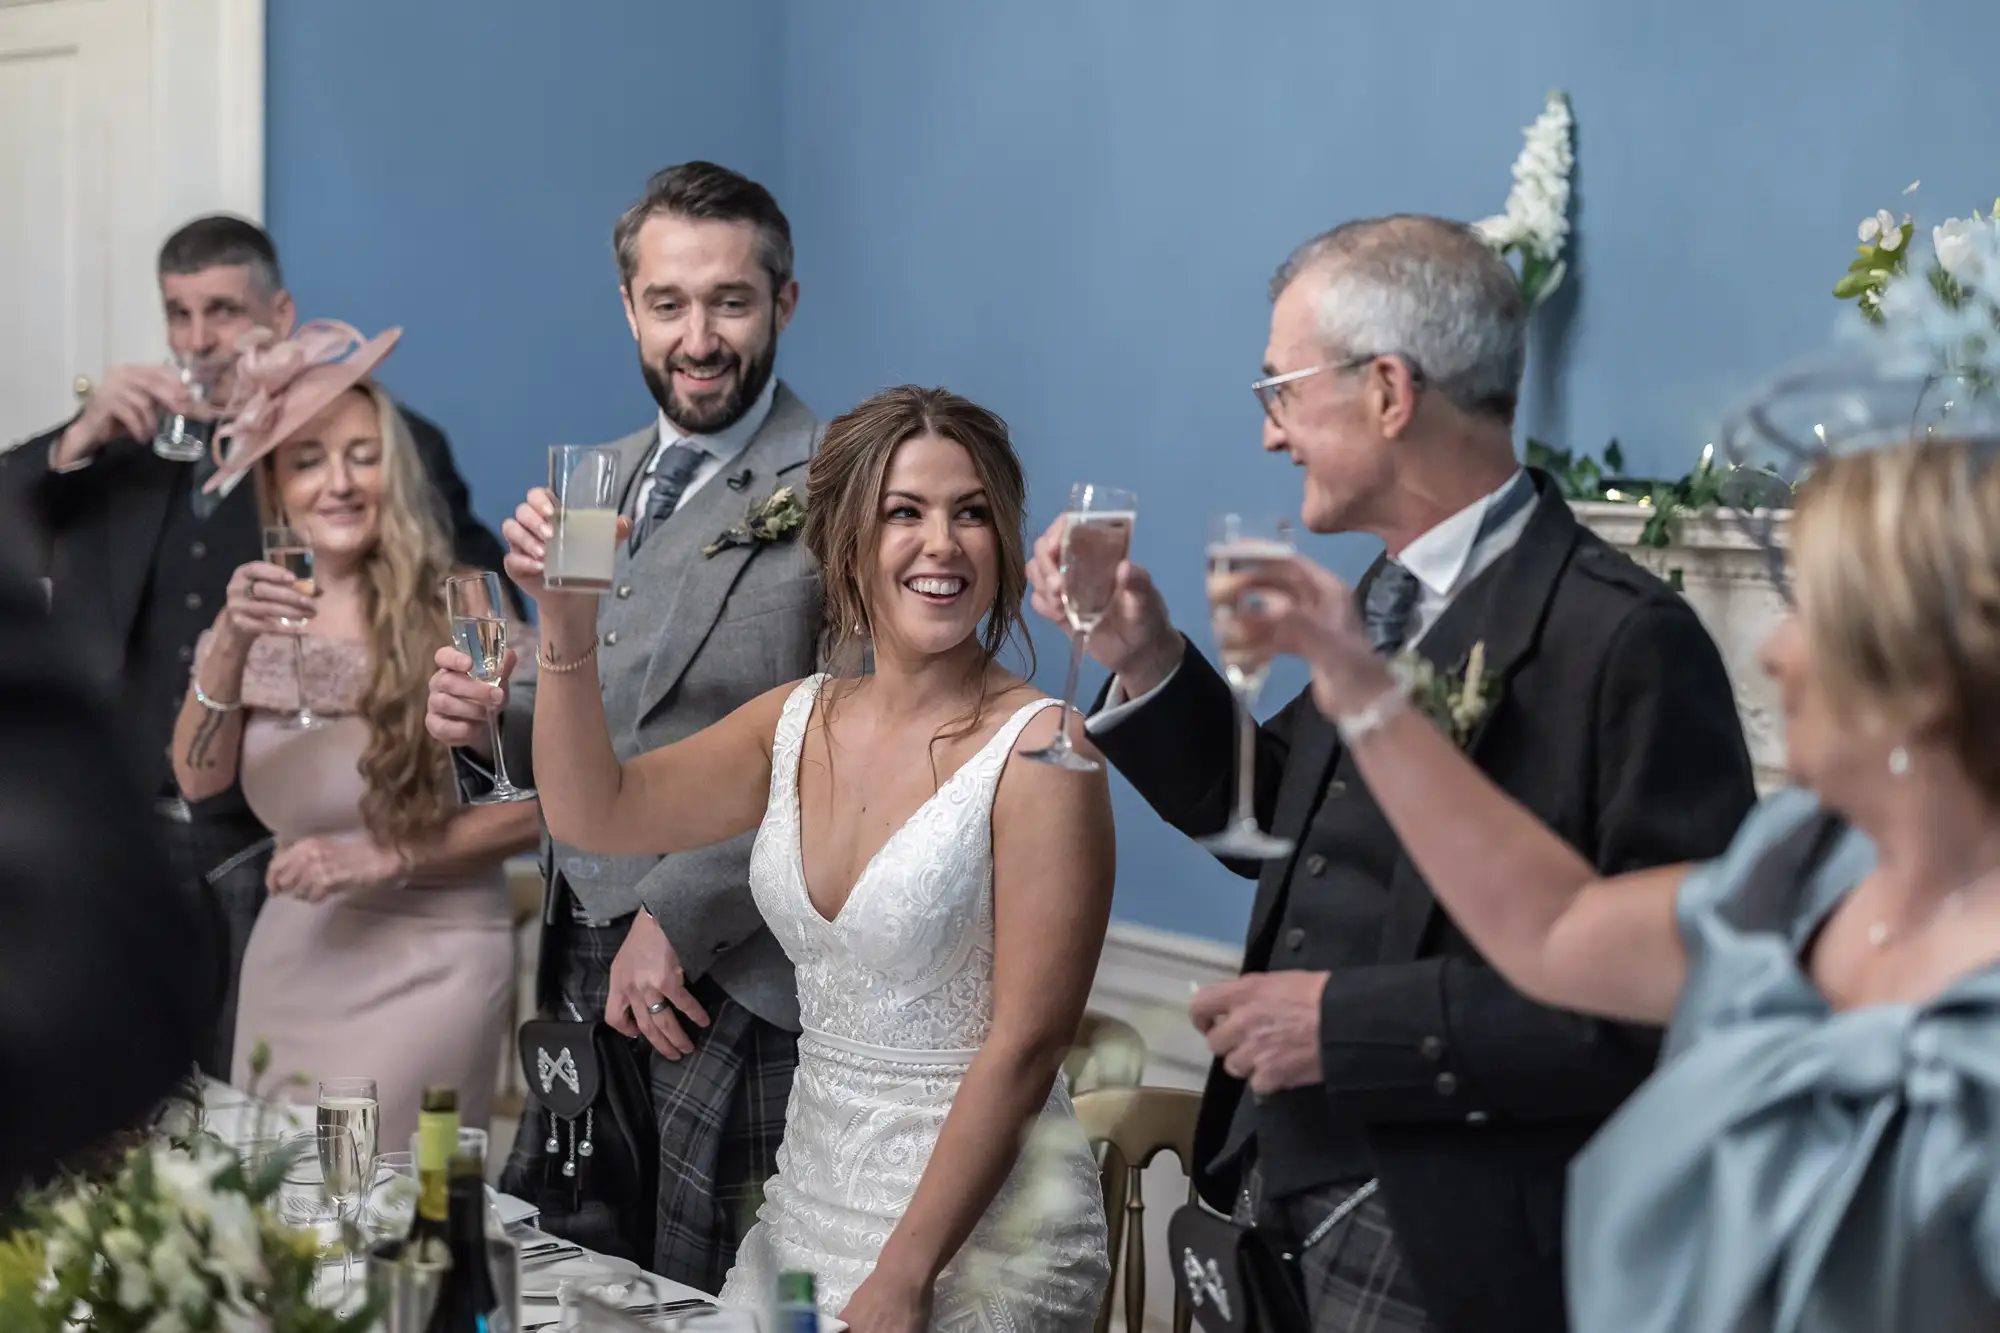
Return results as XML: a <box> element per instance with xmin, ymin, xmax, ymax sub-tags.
<box><xmin>268</xmin><ymin>0</ymin><xmax>2000</xmax><ymax>942</ymax></box>
<box><xmin>266</xmin><ymin>1</ymin><xmax>784</xmax><ymax>484</ymax></box>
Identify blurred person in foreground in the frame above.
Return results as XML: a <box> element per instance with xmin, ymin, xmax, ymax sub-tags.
<box><xmin>0</xmin><ymin>516</ymin><xmax>217</xmax><ymax>1202</ymax></box>
<box><xmin>170</xmin><ymin>323</ymin><xmax>537</xmax><ymax>1146</ymax></box>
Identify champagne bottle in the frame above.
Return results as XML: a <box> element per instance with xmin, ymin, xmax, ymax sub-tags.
<box><xmin>406</xmin><ymin>1086</ymin><xmax>459</xmax><ymax>1258</ymax></box>
<box><xmin>426</xmin><ymin>1146</ymin><xmax>508</xmax><ymax>1333</ymax></box>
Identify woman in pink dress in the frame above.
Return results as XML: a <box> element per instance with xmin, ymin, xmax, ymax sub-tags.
<box><xmin>168</xmin><ymin>322</ymin><xmax>537</xmax><ymax>1145</ymax></box>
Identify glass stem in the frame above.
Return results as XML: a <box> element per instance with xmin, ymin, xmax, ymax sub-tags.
<box><xmin>291</xmin><ymin>632</ymin><xmax>310</xmax><ymax>720</ymax></box>
<box><xmin>1233</xmin><ymin>692</ymin><xmax>1257</xmax><ymax>828</ymax></box>
<box><xmin>486</xmin><ymin>709</ymin><xmax>513</xmax><ymax>793</ymax></box>
<box><xmin>1052</xmin><ymin>632</ymin><xmax>1087</xmax><ymax>753</ymax></box>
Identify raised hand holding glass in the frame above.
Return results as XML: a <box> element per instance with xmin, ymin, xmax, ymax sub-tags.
<box><xmin>1021</xmin><ymin>483</ymin><xmax>1137</xmax><ymax>772</ymax></box>
<box><xmin>445</xmin><ymin>571</ymin><xmax>536</xmax><ymax>803</ymax></box>
<box><xmin>262</xmin><ymin>524</ymin><xmax>323</xmax><ymax>731</ymax></box>
<box><xmin>1197</xmin><ymin>513</ymin><xmax>1296</xmax><ymax>861</ymax></box>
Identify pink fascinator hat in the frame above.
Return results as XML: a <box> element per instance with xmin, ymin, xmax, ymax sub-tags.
<box><xmin>205</xmin><ymin>319</ymin><xmax>402</xmax><ymax>494</ymax></box>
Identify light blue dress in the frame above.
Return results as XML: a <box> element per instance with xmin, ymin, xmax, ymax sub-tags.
<box><xmin>1566</xmin><ymin>788</ymin><xmax>2000</xmax><ymax>1332</ymax></box>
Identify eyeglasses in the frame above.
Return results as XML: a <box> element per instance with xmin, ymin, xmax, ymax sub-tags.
<box><xmin>1251</xmin><ymin>353</ymin><xmax>1427</xmax><ymax>419</ymax></box>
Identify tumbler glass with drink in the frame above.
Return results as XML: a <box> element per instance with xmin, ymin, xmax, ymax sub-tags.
<box><xmin>545</xmin><ymin>445</ymin><xmax>622</xmax><ymax>593</ymax></box>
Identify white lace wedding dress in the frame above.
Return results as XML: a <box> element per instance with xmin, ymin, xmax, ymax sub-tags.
<box><xmin>718</xmin><ymin>675</ymin><xmax>1110</xmax><ymax>1328</ymax></box>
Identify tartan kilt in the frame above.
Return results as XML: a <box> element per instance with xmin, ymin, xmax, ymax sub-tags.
<box><xmin>1240</xmin><ymin>1167</ymin><xmax>1436</xmax><ymax>1333</ymax></box>
<box><xmin>503</xmin><ymin>908</ymin><xmax>799</xmax><ymax>1293</ymax></box>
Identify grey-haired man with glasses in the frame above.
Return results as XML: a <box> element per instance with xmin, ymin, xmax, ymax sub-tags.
<box><xmin>1028</xmin><ymin>214</ymin><xmax>1755</xmax><ymax>1332</ymax></box>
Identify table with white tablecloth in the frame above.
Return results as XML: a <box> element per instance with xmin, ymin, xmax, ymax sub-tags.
<box><xmin>197</xmin><ymin>1081</ymin><xmax>838</xmax><ymax>1330</ymax></box>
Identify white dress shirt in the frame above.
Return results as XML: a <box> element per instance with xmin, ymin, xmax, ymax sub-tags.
<box><xmin>1089</xmin><ymin>470</ymin><xmax>1534</xmax><ymax>730</ymax></box>
<box><xmin>631</xmin><ymin>374</ymin><xmax>777</xmax><ymax>520</ymax></box>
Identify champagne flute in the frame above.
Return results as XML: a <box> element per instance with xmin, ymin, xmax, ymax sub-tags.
<box><xmin>1197</xmin><ymin>514</ymin><xmax>1296</xmax><ymax>860</ymax></box>
<box><xmin>317</xmin><ymin>1078</ymin><xmax>379</xmax><ymax>1201</ymax></box>
<box><xmin>279</xmin><ymin>1124</ymin><xmax>364</xmax><ymax>1287</ymax></box>
<box><xmin>262</xmin><ymin>524</ymin><xmax>323</xmax><ymax>730</ymax></box>
<box><xmin>1021</xmin><ymin>483</ymin><xmax>1138</xmax><ymax>772</ymax></box>
<box><xmin>445</xmin><ymin>572</ymin><xmax>536</xmax><ymax>804</ymax></box>
<box><xmin>315</xmin><ymin>1084</ymin><xmax>374</xmax><ymax>1291</ymax></box>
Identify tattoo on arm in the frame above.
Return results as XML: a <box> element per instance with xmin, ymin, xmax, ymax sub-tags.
<box><xmin>185</xmin><ymin>707</ymin><xmax>235</xmax><ymax>771</ymax></box>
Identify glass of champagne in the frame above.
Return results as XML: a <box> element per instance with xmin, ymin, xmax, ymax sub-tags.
<box><xmin>546</xmin><ymin>445</ymin><xmax>622</xmax><ymax>592</ymax></box>
<box><xmin>1022</xmin><ymin>484</ymin><xmax>1138</xmax><ymax>772</ymax></box>
<box><xmin>445</xmin><ymin>571</ymin><xmax>536</xmax><ymax>804</ymax></box>
<box><xmin>1197</xmin><ymin>514</ymin><xmax>1297</xmax><ymax>861</ymax></box>
<box><xmin>316</xmin><ymin>1082</ymin><xmax>375</xmax><ymax>1287</ymax></box>
<box><xmin>262</xmin><ymin>524</ymin><xmax>323</xmax><ymax>730</ymax></box>
<box><xmin>317</xmin><ymin>1078</ymin><xmax>379</xmax><ymax>1197</ymax></box>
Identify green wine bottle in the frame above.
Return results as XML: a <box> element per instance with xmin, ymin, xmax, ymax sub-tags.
<box><xmin>405</xmin><ymin>1086</ymin><xmax>459</xmax><ymax>1260</ymax></box>
<box><xmin>425</xmin><ymin>1146</ymin><xmax>507</xmax><ymax>1332</ymax></box>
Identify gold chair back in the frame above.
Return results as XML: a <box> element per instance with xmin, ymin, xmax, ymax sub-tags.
<box><xmin>1073</xmin><ymin>1086</ymin><xmax>1201</xmax><ymax>1333</ymax></box>
<box><xmin>1066</xmin><ymin>1011</ymin><xmax>1148</xmax><ymax>1096</ymax></box>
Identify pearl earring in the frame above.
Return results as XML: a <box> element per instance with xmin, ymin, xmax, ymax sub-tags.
<box><xmin>1889</xmin><ymin>745</ymin><xmax>1911</xmax><ymax>777</ymax></box>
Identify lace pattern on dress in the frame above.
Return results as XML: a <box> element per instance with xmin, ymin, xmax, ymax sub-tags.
<box><xmin>722</xmin><ymin>674</ymin><xmax>1110</xmax><ymax>1327</ymax></box>
<box><xmin>192</xmin><ymin>630</ymin><xmax>371</xmax><ymax>716</ymax></box>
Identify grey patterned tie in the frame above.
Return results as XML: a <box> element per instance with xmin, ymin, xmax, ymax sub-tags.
<box><xmin>627</xmin><ymin>440</ymin><xmax>706</xmax><ymax>554</ymax></box>
<box><xmin>1363</xmin><ymin>470</ymin><xmax>1537</xmax><ymax>653</ymax></box>
<box><xmin>1363</xmin><ymin>561</ymin><xmax>1422</xmax><ymax>653</ymax></box>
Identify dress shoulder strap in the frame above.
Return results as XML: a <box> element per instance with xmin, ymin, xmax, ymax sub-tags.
<box><xmin>993</xmin><ymin>695</ymin><xmax>1065</xmax><ymax>755</ymax></box>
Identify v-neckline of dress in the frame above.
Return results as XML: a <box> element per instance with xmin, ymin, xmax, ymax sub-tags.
<box><xmin>787</xmin><ymin>678</ymin><xmax>1034</xmax><ymax>929</ymax></box>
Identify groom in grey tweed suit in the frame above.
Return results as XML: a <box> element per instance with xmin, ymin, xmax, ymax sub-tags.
<box><xmin>429</xmin><ymin>163</ymin><xmax>820</xmax><ymax>1289</ymax></box>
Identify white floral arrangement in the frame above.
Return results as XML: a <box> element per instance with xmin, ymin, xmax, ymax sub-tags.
<box><xmin>1836</xmin><ymin>186</ymin><xmax>2000</xmax><ymax>392</ymax></box>
<box><xmin>1473</xmin><ymin>91</ymin><xmax>1575</xmax><ymax>308</ymax></box>
<box><xmin>0</xmin><ymin>1056</ymin><xmax>375</xmax><ymax>1333</ymax></box>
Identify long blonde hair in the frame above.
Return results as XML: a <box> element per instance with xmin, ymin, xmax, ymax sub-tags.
<box><xmin>1792</xmin><ymin>434</ymin><xmax>2000</xmax><ymax>801</ymax></box>
<box><xmin>259</xmin><ymin>381</ymin><xmax>459</xmax><ymax>847</ymax></box>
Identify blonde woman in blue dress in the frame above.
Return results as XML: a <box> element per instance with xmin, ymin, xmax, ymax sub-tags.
<box><xmin>1213</xmin><ymin>402</ymin><xmax>2000</xmax><ymax>1332</ymax></box>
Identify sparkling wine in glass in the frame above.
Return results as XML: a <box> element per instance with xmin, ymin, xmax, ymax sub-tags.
<box><xmin>263</xmin><ymin>524</ymin><xmax>323</xmax><ymax>731</ymax></box>
<box><xmin>1021</xmin><ymin>483</ymin><xmax>1138</xmax><ymax>772</ymax></box>
<box><xmin>1197</xmin><ymin>514</ymin><xmax>1296</xmax><ymax>861</ymax></box>
<box><xmin>445</xmin><ymin>572</ymin><xmax>536</xmax><ymax>804</ymax></box>
<box><xmin>316</xmin><ymin>1078</ymin><xmax>379</xmax><ymax>1199</ymax></box>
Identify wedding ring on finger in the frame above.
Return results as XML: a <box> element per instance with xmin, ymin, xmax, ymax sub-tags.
<box><xmin>646</xmin><ymin>1000</ymin><xmax>670</xmax><ymax>1014</ymax></box>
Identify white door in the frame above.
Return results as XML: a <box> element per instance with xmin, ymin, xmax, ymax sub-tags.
<box><xmin>0</xmin><ymin>0</ymin><xmax>263</xmax><ymax>453</ymax></box>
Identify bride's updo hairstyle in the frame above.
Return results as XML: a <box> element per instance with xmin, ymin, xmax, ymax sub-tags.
<box><xmin>1790</xmin><ymin>434</ymin><xmax>2000</xmax><ymax>801</ymax></box>
<box><xmin>804</xmin><ymin>384</ymin><xmax>1032</xmax><ymax>676</ymax></box>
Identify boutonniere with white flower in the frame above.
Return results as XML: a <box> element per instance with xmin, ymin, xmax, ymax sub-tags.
<box><xmin>702</xmin><ymin>484</ymin><xmax>806</xmax><ymax>559</ymax></box>
<box><xmin>1473</xmin><ymin>90</ymin><xmax>1574</xmax><ymax>308</ymax></box>
<box><xmin>1390</xmin><ymin>640</ymin><xmax>1501</xmax><ymax>749</ymax></box>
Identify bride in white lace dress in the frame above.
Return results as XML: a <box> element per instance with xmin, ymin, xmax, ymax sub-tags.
<box><xmin>504</xmin><ymin>386</ymin><xmax>1113</xmax><ymax>1331</ymax></box>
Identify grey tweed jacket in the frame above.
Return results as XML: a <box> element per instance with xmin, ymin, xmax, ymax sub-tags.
<box><xmin>503</xmin><ymin>381</ymin><xmax>822</xmax><ymax>1030</ymax></box>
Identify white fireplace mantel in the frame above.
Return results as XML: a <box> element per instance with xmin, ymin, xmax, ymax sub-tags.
<box><xmin>1569</xmin><ymin>502</ymin><xmax>1792</xmax><ymax>795</ymax></box>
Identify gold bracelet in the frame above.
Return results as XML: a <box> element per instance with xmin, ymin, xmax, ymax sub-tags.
<box><xmin>537</xmin><ymin>641</ymin><xmax>599</xmax><ymax>675</ymax></box>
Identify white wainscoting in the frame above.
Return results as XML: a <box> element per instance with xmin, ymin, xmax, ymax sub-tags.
<box><xmin>1085</xmin><ymin>921</ymin><xmax>1243</xmax><ymax>1332</ymax></box>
